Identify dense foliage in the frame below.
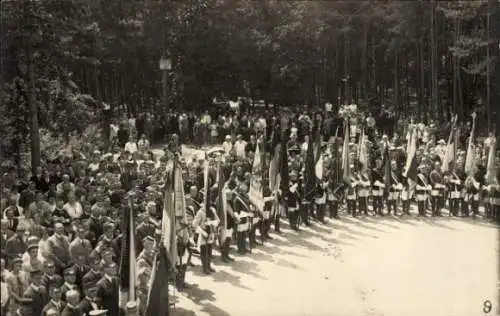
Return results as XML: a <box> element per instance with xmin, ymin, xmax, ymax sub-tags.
<box><xmin>1</xmin><ymin>0</ymin><xmax>499</xmax><ymax>168</ymax></box>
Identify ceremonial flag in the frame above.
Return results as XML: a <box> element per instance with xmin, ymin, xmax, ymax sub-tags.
<box><xmin>313</xmin><ymin>116</ymin><xmax>322</xmax><ymax>162</ymax></box>
<box><xmin>249</xmin><ymin>141</ymin><xmax>264</xmax><ymax>211</ymax></box>
<box><xmin>174</xmin><ymin>161</ymin><xmax>186</xmax><ymax>219</ymax></box>
<box><xmin>486</xmin><ymin>137</ymin><xmax>497</xmax><ymax>185</ymax></box>
<box><xmin>268</xmin><ymin>126</ymin><xmax>281</xmax><ymax>192</ymax></box>
<box><xmin>442</xmin><ymin>115</ymin><xmax>458</xmax><ymax>173</ymax></box>
<box><xmin>216</xmin><ymin>163</ymin><xmax>228</xmax><ymax>242</ymax></box>
<box><xmin>383</xmin><ymin>142</ymin><xmax>392</xmax><ymax>192</ymax></box>
<box><xmin>304</xmin><ymin>126</ymin><xmax>316</xmax><ymax>202</ymax></box>
<box><xmin>145</xmin><ymin>245</ymin><xmax>170</xmax><ymax>316</ymax></box>
<box><xmin>315</xmin><ymin>148</ymin><xmax>323</xmax><ymax>181</ymax></box>
<box><xmin>358</xmin><ymin>129</ymin><xmax>368</xmax><ymax>172</ymax></box>
<box><xmin>279</xmin><ymin>129</ymin><xmax>290</xmax><ymax>194</ymax></box>
<box><xmin>118</xmin><ymin>199</ymin><xmax>136</xmax><ymax>315</ymax></box>
<box><xmin>174</xmin><ymin>160</ymin><xmax>188</xmax><ymax>265</ymax></box>
<box><xmin>203</xmin><ymin>152</ymin><xmax>210</xmax><ymax>210</ymax></box>
<box><xmin>161</xmin><ymin>166</ymin><xmax>177</xmax><ymax>267</ymax></box>
<box><xmin>464</xmin><ymin>113</ymin><xmax>477</xmax><ymax>176</ymax></box>
<box><xmin>403</xmin><ymin>128</ymin><xmax>418</xmax><ymax>180</ymax></box>
<box><xmin>342</xmin><ymin>123</ymin><xmax>351</xmax><ymax>184</ymax></box>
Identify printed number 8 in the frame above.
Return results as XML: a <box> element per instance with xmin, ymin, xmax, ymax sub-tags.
<box><xmin>483</xmin><ymin>300</ymin><xmax>492</xmax><ymax>314</ymax></box>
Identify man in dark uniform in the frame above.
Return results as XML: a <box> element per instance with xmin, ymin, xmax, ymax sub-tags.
<box><xmin>261</xmin><ymin>182</ymin><xmax>274</xmax><ymax>239</ymax></box>
<box><xmin>287</xmin><ymin>172</ymin><xmax>301</xmax><ymax>230</ymax></box>
<box><xmin>300</xmin><ymin>170</ymin><xmax>312</xmax><ymax>226</ymax></box>
<box><xmin>82</xmin><ymin>256</ymin><xmax>103</xmax><ymax>287</ymax></box>
<box><xmin>315</xmin><ymin>179</ymin><xmax>327</xmax><ymax>223</ymax></box>
<box><xmin>489</xmin><ymin>170</ymin><xmax>500</xmax><ymax>223</ymax></box>
<box><xmin>357</xmin><ymin>164</ymin><xmax>372</xmax><ymax>216</ymax></box>
<box><xmin>466</xmin><ymin>165</ymin><xmax>485</xmax><ymax>218</ymax></box>
<box><xmin>232</xmin><ymin>186</ymin><xmax>251</xmax><ymax>254</ymax></box>
<box><xmin>218</xmin><ymin>189</ymin><xmax>238</xmax><ymax>263</ymax></box>
<box><xmin>429</xmin><ymin>160</ymin><xmax>445</xmax><ymax>216</ymax></box>
<box><xmin>371</xmin><ymin>157</ymin><xmax>384</xmax><ymax>216</ymax></box>
<box><xmin>416</xmin><ymin>164</ymin><xmax>431</xmax><ymax>216</ymax></box>
<box><xmin>448</xmin><ymin>162</ymin><xmax>465</xmax><ymax>217</ymax></box>
<box><xmin>346</xmin><ymin>161</ymin><xmax>358</xmax><ymax>217</ymax></box>
<box><xmin>78</xmin><ymin>282</ymin><xmax>101</xmax><ymax>315</ymax></box>
<box><xmin>96</xmin><ymin>263</ymin><xmax>119</xmax><ymax>316</ymax></box>
<box><xmin>387</xmin><ymin>160</ymin><xmax>403</xmax><ymax>216</ymax></box>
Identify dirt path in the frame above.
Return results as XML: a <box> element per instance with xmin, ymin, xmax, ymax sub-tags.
<box><xmin>158</xmin><ymin>144</ymin><xmax>499</xmax><ymax>316</ymax></box>
<box><xmin>169</xmin><ymin>215</ymin><xmax>498</xmax><ymax>316</ymax></box>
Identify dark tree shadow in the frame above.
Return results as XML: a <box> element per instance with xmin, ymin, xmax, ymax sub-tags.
<box><xmin>183</xmin><ymin>283</ymin><xmax>216</xmax><ymax>304</ymax></box>
<box><xmin>249</xmin><ymin>248</ymin><xmax>277</xmax><ymax>262</ymax></box>
<box><xmin>326</xmin><ymin>222</ymin><xmax>350</xmax><ymax>232</ymax></box>
<box><xmin>308</xmin><ymin>222</ymin><xmax>334</xmax><ymax>234</ymax></box>
<box><xmin>211</xmin><ymin>270</ymin><xmax>255</xmax><ymax>290</ymax></box>
<box><xmin>230</xmin><ymin>258</ymin><xmax>268</xmax><ymax>280</ymax></box>
<box><xmin>169</xmin><ymin>306</ymin><xmax>197</xmax><ymax>316</ymax></box>
<box><xmin>201</xmin><ymin>302</ymin><xmax>233</xmax><ymax>316</ymax></box>
<box><xmin>336</xmin><ymin>216</ymin><xmax>359</xmax><ymax>224</ymax></box>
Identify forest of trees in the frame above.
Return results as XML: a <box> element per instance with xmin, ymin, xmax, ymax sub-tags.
<box><xmin>1</xmin><ymin>0</ymin><xmax>499</xmax><ymax>168</ymax></box>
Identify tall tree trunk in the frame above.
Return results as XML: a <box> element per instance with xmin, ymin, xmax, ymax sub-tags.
<box><xmin>344</xmin><ymin>35</ymin><xmax>350</xmax><ymax>104</ymax></box>
<box><xmin>456</xmin><ymin>20</ymin><xmax>464</xmax><ymax>120</ymax></box>
<box><xmin>371</xmin><ymin>34</ymin><xmax>376</xmax><ymax>106</ymax></box>
<box><xmin>430</xmin><ymin>0</ymin><xmax>438</xmax><ymax>121</ymax></box>
<box><xmin>393</xmin><ymin>51</ymin><xmax>400</xmax><ymax>116</ymax></box>
<box><xmin>26</xmin><ymin>0</ymin><xmax>40</xmax><ymax>174</ymax></box>
<box><xmin>418</xmin><ymin>37</ymin><xmax>426</xmax><ymax>121</ymax></box>
<box><xmin>362</xmin><ymin>20</ymin><xmax>369</xmax><ymax>101</ymax></box>
<box><xmin>486</xmin><ymin>0</ymin><xmax>491</xmax><ymax>132</ymax></box>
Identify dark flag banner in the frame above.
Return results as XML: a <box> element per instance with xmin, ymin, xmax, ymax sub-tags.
<box><xmin>342</xmin><ymin>123</ymin><xmax>351</xmax><ymax>184</ymax></box>
<box><xmin>162</xmin><ymin>164</ymin><xmax>177</xmax><ymax>267</ymax></box>
<box><xmin>118</xmin><ymin>199</ymin><xmax>137</xmax><ymax>315</ymax></box>
<box><xmin>442</xmin><ymin>115</ymin><xmax>458</xmax><ymax>173</ymax></box>
<box><xmin>279</xmin><ymin>128</ymin><xmax>290</xmax><ymax>195</ymax></box>
<box><xmin>145</xmin><ymin>245</ymin><xmax>171</xmax><ymax>316</ymax></box>
<box><xmin>464</xmin><ymin>113</ymin><xmax>477</xmax><ymax>176</ymax></box>
<box><xmin>268</xmin><ymin>126</ymin><xmax>281</xmax><ymax>192</ymax></box>
<box><xmin>383</xmin><ymin>143</ymin><xmax>392</xmax><ymax>193</ymax></box>
<box><xmin>304</xmin><ymin>126</ymin><xmax>316</xmax><ymax>202</ymax></box>
<box><xmin>217</xmin><ymin>163</ymin><xmax>228</xmax><ymax>242</ymax></box>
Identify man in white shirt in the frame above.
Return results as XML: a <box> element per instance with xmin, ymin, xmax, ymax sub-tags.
<box><xmin>124</xmin><ymin>136</ymin><xmax>138</xmax><ymax>154</ymax></box>
<box><xmin>436</xmin><ymin>139</ymin><xmax>447</xmax><ymax>161</ymax></box>
<box><xmin>234</xmin><ymin>135</ymin><xmax>247</xmax><ymax>158</ymax></box>
<box><xmin>301</xmin><ymin>135</ymin><xmax>309</xmax><ymax>155</ymax></box>
<box><xmin>222</xmin><ymin>135</ymin><xmax>233</xmax><ymax>154</ymax></box>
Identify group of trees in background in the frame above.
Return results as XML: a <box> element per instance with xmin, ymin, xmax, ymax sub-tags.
<box><xmin>1</xmin><ymin>0</ymin><xmax>499</xmax><ymax>170</ymax></box>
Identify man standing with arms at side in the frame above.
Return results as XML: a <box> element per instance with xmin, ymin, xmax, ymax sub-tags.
<box><xmin>96</xmin><ymin>263</ymin><xmax>118</xmax><ymax>316</ymax></box>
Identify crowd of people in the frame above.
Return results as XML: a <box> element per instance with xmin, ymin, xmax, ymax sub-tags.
<box><xmin>1</xmin><ymin>104</ymin><xmax>499</xmax><ymax>316</ymax></box>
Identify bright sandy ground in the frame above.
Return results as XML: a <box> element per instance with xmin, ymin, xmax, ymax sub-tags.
<box><xmin>158</xmin><ymin>146</ymin><xmax>500</xmax><ymax>316</ymax></box>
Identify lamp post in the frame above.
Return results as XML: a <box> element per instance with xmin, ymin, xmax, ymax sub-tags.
<box><xmin>159</xmin><ymin>54</ymin><xmax>172</xmax><ymax>113</ymax></box>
